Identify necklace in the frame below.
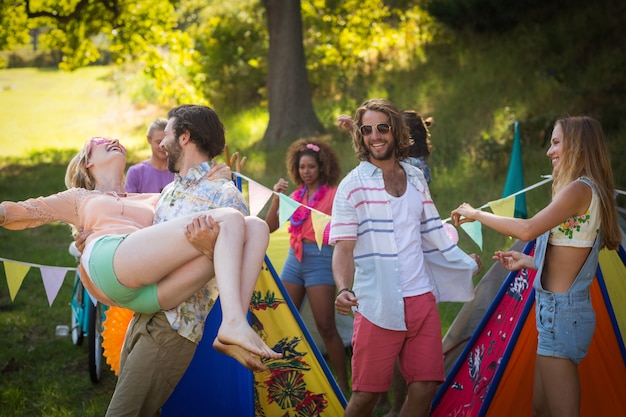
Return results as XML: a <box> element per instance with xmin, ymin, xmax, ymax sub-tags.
<box><xmin>107</xmin><ymin>191</ymin><xmax>125</xmax><ymax>215</ymax></box>
<box><xmin>289</xmin><ymin>184</ymin><xmax>328</xmax><ymax>228</ymax></box>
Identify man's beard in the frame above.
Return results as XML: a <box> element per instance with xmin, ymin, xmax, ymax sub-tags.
<box><xmin>166</xmin><ymin>142</ymin><xmax>183</xmax><ymax>173</ymax></box>
<box><xmin>367</xmin><ymin>141</ymin><xmax>395</xmax><ymax>161</ymax></box>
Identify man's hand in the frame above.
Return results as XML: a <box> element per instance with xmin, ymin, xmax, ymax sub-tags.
<box><xmin>335</xmin><ymin>289</ymin><xmax>358</xmax><ymax>316</ymax></box>
<box><xmin>185</xmin><ymin>215</ymin><xmax>220</xmax><ymax>261</ymax></box>
<box><xmin>74</xmin><ymin>227</ymin><xmax>94</xmax><ymax>254</ymax></box>
<box><xmin>469</xmin><ymin>253</ymin><xmax>482</xmax><ymax>275</ymax></box>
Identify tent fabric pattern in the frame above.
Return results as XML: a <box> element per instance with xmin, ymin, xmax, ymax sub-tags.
<box><xmin>251</xmin><ymin>259</ymin><xmax>347</xmax><ymax>416</ymax></box>
<box><xmin>160</xmin><ymin>256</ymin><xmax>347</xmax><ymax>417</ymax></box>
<box><xmin>431</xmin><ymin>241</ymin><xmax>626</xmax><ymax>417</ymax></box>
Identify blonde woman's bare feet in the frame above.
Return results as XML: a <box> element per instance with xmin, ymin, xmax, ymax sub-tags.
<box><xmin>213</xmin><ymin>338</ymin><xmax>268</xmax><ymax>372</ymax></box>
<box><xmin>217</xmin><ymin>320</ymin><xmax>282</xmax><ymax>360</ymax></box>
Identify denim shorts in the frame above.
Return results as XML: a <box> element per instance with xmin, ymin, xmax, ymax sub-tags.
<box><xmin>280</xmin><ymin>243</ymin><xmax>335</xmax><ymax>287</ymax></box>
<box><xmin>535</xmin><ymin>289</ymin><xmax>595</xmax><ymax>364</ymax></box>
<box><xmin>87</xmin><ymin>234</ymin><xmax>161</xmax><ymax>314</ymax></box>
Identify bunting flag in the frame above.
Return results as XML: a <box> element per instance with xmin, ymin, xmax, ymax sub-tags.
<box><xmin>502</xmin><ymin>121</ymin><xmax>528</xmax><ymax>218</ymax></box>
<box><xmin>311</xmin><ymin>210</ymin><xmax>331</xmax><ymax>250</ymax></box>
<box><xmin>40</xmin><ymin>266</ymin><xmax>70</xmax><ymax>306</ymax></box>
<box><xmin>0</xmin><ymin>257</ymin><xmax>76</xmax><ymax>305</ymax></box>
<box><xmin>2</xmin><ymin>170</ymin><xmax>624</xmax><ymax>308</ymax></box>
<box><xmin>278</xmin><ymin>193</ymin><xmax>301</xmax><ymax>228</ymax></box>
<box><xmin>246</xmin><ymin>177</ymin><xmax>274</xmax><ymax>217</ymax></box>
<box><xmin>460</xmin><ymin>221</ymin><xmax>483</xmax><ymax>250</ymax></box>
<box><xmin>488</xmin><ymin>195</ymin><xmax>516</xmax><ymax>218</ymax></box>
<box><xmin>4</xmin><ymin>261</ymin><xmax>30</xmax><ymax>301</ymax></box>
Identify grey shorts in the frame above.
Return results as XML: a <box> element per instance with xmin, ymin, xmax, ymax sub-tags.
<box><xmin>535</xmin><ymin>289</ymin><xmax>595</xmax><ymax>364</ymax></box>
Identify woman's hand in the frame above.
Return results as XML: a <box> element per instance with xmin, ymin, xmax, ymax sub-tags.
<box><xmin>206</xmin><ymin>163</ymin><xmax>233</xmax><ymax>181</ymax></box>
<box><xmin>451</xmin><ymin>202</ymin><xmax>479</xmax><ymax>226</ymax></box>
<box><xmin>337</xmin><ymin>114</ymin><xmax>354</xmax><ymax>132</ymax></box>
<box><xmin>492</xmin><ymin>250</ymin><xmax>535</xmax><ymax>271</ymax></box>
<box><xmin>273</xmin><ymin>178</ymin><xmax>289</xmax><ymax>194</ymax></box>
<box><xmin>185</xmin><ymin>215</ymin><xmax>220</xmax><ymax>261</ymax></box>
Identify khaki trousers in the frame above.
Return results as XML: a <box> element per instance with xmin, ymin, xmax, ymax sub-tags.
<box><xmin>104</xmin><ymin>311</ymin><xmax>197</xmax><ymax>417</ymax></box>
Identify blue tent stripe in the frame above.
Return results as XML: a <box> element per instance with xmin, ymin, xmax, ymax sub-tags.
<box><xmin>263</xmin><ymin>255</ymin><xmax>348</xmax><ymax>408</ymax></box>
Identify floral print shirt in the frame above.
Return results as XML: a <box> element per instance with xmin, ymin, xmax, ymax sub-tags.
<box><xmin>548</xmin><ymin>177</ymin><xmax>600</xmax><ymax>248</ymax></box>
<box><xmin>154</xmin><ymin>161</ymin><xmax>248</xmax><ymax>343</ymax></box>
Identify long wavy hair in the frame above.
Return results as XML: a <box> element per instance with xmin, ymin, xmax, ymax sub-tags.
<box><xmin>351</xmin><ymin>98</ymin><xmax>411</xmax><ymax>162</ymax></box>
<box><xmin>552</xmin><ymin>116</ymin><xmax>620</xmax><ymax>250</ymax></box>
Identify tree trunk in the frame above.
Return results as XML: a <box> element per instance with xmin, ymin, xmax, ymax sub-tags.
<box><xmin>262</xmin><ymin>0</ymin><xmax>324</xmax><ymax>148</ymax></box>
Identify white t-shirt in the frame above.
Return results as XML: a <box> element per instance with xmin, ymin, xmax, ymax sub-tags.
<box><xmin>388</xmin><ymin>180</ymin><xmax>433</xmax><ymax>297</ymax></box>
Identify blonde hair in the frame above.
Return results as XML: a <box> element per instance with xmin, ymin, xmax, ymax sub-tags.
<box><xmin>553</xmin><ymin>116</ymin><xmax>621</xmax><ymax>250</ymax></box>
<box><xmin>65</xmin><ymin>139</ymin><xmax>97</xmax><ymax>190</ymax></box>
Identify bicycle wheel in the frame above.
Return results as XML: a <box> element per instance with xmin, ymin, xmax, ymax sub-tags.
<box><xmin>88</xmin><ymin>301</ymin><xmax>104</xmax><ymax>383</ymax></box>
<box><xmin>70</xmin><ymin>277</ymin><xmax>84</xmax><ymax>346</ymax></box>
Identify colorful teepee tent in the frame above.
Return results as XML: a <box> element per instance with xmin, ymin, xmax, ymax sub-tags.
<box><xmin>431</xmin><ymin>233</ymin><xmax>626</xmax><ymax>417</ymax></box>
<box><xmin>160</xmin><ymin>255</ymin><xmax>347</xmax><ymax>417</ymax></box>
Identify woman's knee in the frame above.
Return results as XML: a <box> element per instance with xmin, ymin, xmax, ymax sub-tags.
<box><xmin>245</xmin><ymin>216</ymin><xmax>270</xmax><ymax>238</ymax></box>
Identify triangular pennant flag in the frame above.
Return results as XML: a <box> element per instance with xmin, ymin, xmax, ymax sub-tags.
<box><xmin>3</xmin><ymin>261</ymin><xmax>31</xmax><ymax>301</ymax></box>
<box><xmin>311</xmin><ymin>210</ymin><xmax>331</xmax><ymax>250</ymax></box>
<box><xmin>247</xmin><ymin>179</ymin><xmax>274</xmax><ymax>217</ymax></box>
<box><xmin>278</xmin><ymin>193</ymin><xmax>301</xmax><ymax>228</ymax></box>
<box><xmin>460</xmin><ymin>221</ymin><xmax>483</xmax><ymax>250</ymax></box>
<box><xmin>488</xmin><ymin>195</ymin><xmax>516</xmax><ymax>218</ymax></box>
<box><xmin>40</xmin><ymin>266</ymin><xmax>70</xmax><ymax>306</ymax></box>
<box><xmin>502</xmin><ymin>121</ymin><xmax>527</xmax><ymax>218</ymax></box>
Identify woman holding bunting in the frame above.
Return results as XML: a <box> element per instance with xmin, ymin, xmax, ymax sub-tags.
<box><xmin>265</xmin><ymin>138</ymin><xmax>349</xmax><ymax>392</ymax></box>
<box><xmin>452</xmin><ymin>116</ymin><xmax>621</xmax><ymax>417</ymax></box>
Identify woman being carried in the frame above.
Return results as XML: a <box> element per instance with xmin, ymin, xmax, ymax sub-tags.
<box><xmin>0</xmin><ymin>137</ymin><xmax>280</xmax><ymax>362</ymax></box>
<box><xmin>451</xmin><ymin>116</ymin><xmax>620</xmax><ymax>417</ymax></box>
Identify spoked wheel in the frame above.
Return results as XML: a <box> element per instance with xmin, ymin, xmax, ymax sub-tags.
<box><xmin>88</xmin><ymin>301</ymin><xmax>104</xmax><ymax>383</ymax></box>
<box><xmin>70</xmin><ymin>278</ymin><xmax>84</xmax><ymax>346</ymax></box>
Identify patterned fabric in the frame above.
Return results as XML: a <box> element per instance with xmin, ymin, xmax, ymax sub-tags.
<box><xmin>549</xmin><ymin>177</ymin><xmax>600</xmax><ymax>247</ymax></box>
<box><xmin>330</xmin><ymin>161</ymin><xmax>476</xmax><ymax>331</ymax></box>
<box><xmin>405</xmin><ymin>156</ymin><xmax>431</xmax><ymax>184</ymax></box>
<box><xmin>154</xmin><ymin>161</ymin><xmax>248</xmax><ymax>344</ymax></box>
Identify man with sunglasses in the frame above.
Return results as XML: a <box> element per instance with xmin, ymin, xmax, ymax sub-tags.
<box><xmin>330</xmin><ymin>98</ymin><xmax>481</xmax><ymax>417</ymax></box>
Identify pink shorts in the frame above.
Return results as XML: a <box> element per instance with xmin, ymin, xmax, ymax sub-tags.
<box><xmin>351</xmin><ymin>292</ymin><xmax>444</xmax><ymax>392</ymax></box>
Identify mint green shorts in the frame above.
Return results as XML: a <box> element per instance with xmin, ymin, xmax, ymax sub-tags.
<box><xmin>88</xmin><ymin>234</ymin><xmax>161</xmax><ymax>313</ymax></box>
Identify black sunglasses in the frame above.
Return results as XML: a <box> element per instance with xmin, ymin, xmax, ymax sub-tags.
<box><xmin>360</xmin><ymin>123</ymin><xmax>391</xmax><ymax>136</ymax></box>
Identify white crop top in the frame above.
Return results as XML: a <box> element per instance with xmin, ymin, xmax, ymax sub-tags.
<box><xmin>548</xmin><ymin>177</ymin><xmax>600</xmax><ymax>247</ymax></box>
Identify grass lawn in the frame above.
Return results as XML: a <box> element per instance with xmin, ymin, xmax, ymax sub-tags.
<box><xmin>0</xmin><ymin>66</ymin><xmax>161</xmax><ymax>159</ymax></box>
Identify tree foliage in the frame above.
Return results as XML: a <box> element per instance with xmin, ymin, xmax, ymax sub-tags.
<box><xmin>0</xmin><ymin>0</ymin><xmax>440</xmax><ymax>143</ymax></box>
<box><xmin>0</xmin><ymin>0</ymin><xmax>206</xmax><ymax>106</ymax></box>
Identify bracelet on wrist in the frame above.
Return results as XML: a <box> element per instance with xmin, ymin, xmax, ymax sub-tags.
<box><xmin>336</xmin><ymin>288</ymin><xmax>354</xmax><ymax>297</ymax></box>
